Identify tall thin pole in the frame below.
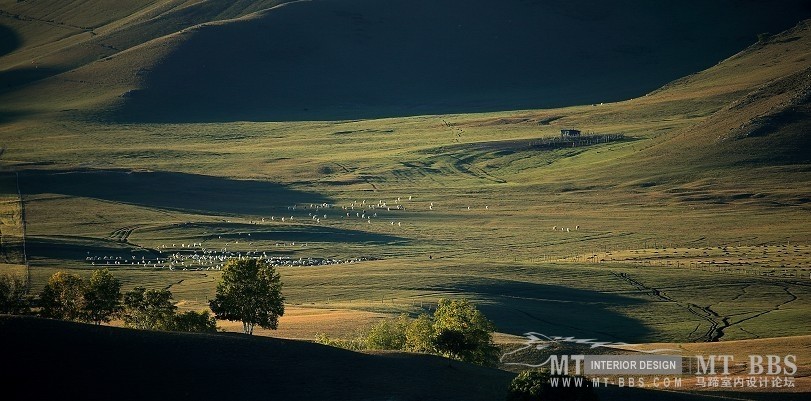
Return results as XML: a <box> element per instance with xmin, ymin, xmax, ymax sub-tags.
<box><xmin>16</xmin><ymin>172</ymin><xmax>28</xmax><ymax>289</ymax></box>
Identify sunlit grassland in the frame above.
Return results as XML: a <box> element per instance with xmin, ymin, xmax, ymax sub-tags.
<box><xmin>8</xmin><ymin>104</ymin><xmax>811</xmax><ymax>345</ymax></box>
<box><xmin>4</xmin><ymin>32</ymin><xmax>811</xmax><ymax>346</ymax></box>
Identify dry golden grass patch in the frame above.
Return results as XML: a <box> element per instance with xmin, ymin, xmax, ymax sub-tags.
<box><xmin>214</xmin><ymin>306</ymin><xmax>387</xmax><ymax>340</ymax></box>
<box><xmin>0</xmin><ymin>263</ymin><xmax>26</xmax><ymax>277</ymax></box>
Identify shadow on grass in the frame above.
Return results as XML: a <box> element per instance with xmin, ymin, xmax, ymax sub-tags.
<box><xmin>0</xmin><ymin>66</ymin><xmax>64</xmax><ymax>94</ymax></box>
<box><xmin>0</xmin><ymin>24</ymin><xmax>20</xmax><ymax>58</ymax></box>
<box><xmin>162</xmin><ymin>221</ymin><xmax>407</xmax><ymax>244</ymax></box>
<box><xmin>19</xmin><ymin>169</ymin><xmax>329</xmax><ymax>216</ymax></box>
<box><xmin>429</xmin><ymin>278</ymin><xmax>653</xmax><ymax>343</ymax></box>
<box><xmin>26</xmin><ymin>235</ymin><xmax>158</xmax><ymax>263</ymax></box>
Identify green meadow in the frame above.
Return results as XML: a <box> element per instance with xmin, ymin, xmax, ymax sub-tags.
<box><xmin>6</xmin><ymin>75</ymin><xmax>811</xmax><ymax>346</ymax></box>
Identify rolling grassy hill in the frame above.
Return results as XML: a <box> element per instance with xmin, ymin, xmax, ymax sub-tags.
<box><xmin>2</xmin><ymin>0</ymin><xmax>811</xmax><ymax>122</ymax></box>
<box><xmin>0</xmin><ymin>0</ymin><xmax>293</xmax><ymax>92</ymax></box>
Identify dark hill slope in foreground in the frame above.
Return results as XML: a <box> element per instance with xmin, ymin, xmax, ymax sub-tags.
<box><xmin>2</xmin><ymin>0</ymin><xmax>810</xmax><ymax>122</ymax></box>
<box><xmin>2</xmin><ymin>316</ymin><xmax>806</xmax><ymax>401</ymax></box>
<box><xmin>0</xmin><ymin>316</ymin><xmax>512</xmax><ymax>401</ymax></box>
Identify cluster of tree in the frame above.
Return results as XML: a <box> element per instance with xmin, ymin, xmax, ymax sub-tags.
<box><xmin>317</xmin><ymin>298</ymin><xmax>499</xmax><ymax>367</ymax></box>
<box><xmin>0</xmin><ymin>273</ymin><xmax>29</xmax><ymax>314</ymax></box>
<box><xmin>3</xmin><ymin>259</ymin><xmax>286</xmax><ymax>337</ymax></box>
<box><xmin>40</xmin><ymin>269</ymin><xmax>122</xmax><ymax>324</ymax></box>
<box><xmin>121</xmin><ymin>286</ymin><xmax>216</xmax><ymax>333</ymax></box>
<box><xmin>506</xmin><ymin>370</ymin><xmax>598</xmax><ymax>401</ymax></box>
<box><xmin>37</xmin><ymin>269</ymin><xmax>216</xmax><ymax>333</ymax></box>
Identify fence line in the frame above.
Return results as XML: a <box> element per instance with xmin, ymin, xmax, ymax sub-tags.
<box><xmin>528</xmin><ymin>133</ymin><xmax>626</xmax><ymax>150</ymax></box>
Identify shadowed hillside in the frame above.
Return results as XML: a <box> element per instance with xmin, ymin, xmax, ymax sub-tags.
<box><xmin>0</xmin><ymin>316</ymin><xmax>513</xmax><ymax>401</ymax></box>
<box><xmin>1</xmin><ymin>0</ymin><xmax>810</xmax><ymax>122</ymax></box>
<box><xmin>108</xmin><ymin>0</ymin><xmax>811</xmax><ymax>122</ymax></box>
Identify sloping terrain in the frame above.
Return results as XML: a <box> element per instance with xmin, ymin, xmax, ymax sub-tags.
<box><xmin>1</xmin><ymin>0</ymin><xmax>810</xmax><ymax>122</ymax></box>
<box><xmin>641</xmin><ymin>23</ymin><xmax>811</xmax><ymax>168</ymax></box>
<box><xmin>480</xmin><ymin>19</ymin><xmax>811</xmax><ymax>203</ymax></box>
<box><xmin>0</xmin><ymin>315</ymin><xmax>514</xmax><ymax>401</ymax></box>
<box><xmin>4</xmin><ymin>316</ymin><xmax>809</xmax><ymax>400</ymax></box>
<box><xmin>0</xmin><ymin>0</ymin><xmax>292</xmax><ymax>91</ymax></box>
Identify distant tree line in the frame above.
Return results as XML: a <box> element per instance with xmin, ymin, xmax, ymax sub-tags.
<box><xmin>1</xmin><ymin>259</ymin><xmax>286</xmax><ymax>336</ymax></box>
<box><xmin>0</xmin><ymin>269</ymin><xmax>216</xmax><ymax>333</ymax></box>
<box><xmin>317</xmin><ymin>298</ymin><xmax>500</xmax><ymax>367</ymax></box>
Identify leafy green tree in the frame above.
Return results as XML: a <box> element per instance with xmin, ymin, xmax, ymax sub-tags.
<box><xmin>40</xmin><ymin>271</ymin><xmax>86</xmax><ymax>321</ymax></box>
<box><xmin>170</xmin><ymin>310</ymin><xmax>218</xmax><ymax>333</ymax></box>
<box><xmin>314</xmin><ymin>299</ymin><xmax>497</xmax><ymax>367</ymax></box>
<box><xmin>507</xmin><ymin>370</ymin><xmax>598</xmax><ymax>401</ymax></box>
<box><xmin>507</xmin><ymin>370</ymin><xmax>547</xmax><ymax>401</ymax></box>
<box><xmin>432</xmin><ymin>298</ymin><xmax>499</xmax><ymax>366</ymax></box>
<box><xmin>122</xmin><ymin>286</ymin><xmax>176</xmax><ymax>330</ymax></box>
<box><xmin>83</xmin><ymin>268</ymin><xmax>122</xmax><ymax>325</ymax></box>
<box><xmin>366</xmin><ymin>314</ymin><xmax>409</xmax><ymax>350</ymax></box>
<box><xmin>404</xmin><ymin>313</ymin><xmax>434</xmax><ymax>353</ymax></box>
<box><xmin>210</xmin><ymin>259</ymin><xmax>284</xmax><ymax>335</ymax></box>
<box><xmin>0</xmin><ymin>273</ymin><xmax>29</xmax><ymax>314</ymax></box>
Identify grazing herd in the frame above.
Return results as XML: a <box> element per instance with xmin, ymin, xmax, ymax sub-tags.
<box><xmin>87</xmin><ymin>246</ymin><xmax>373</xmax><ymax>271</ymax></box>
<box><xmin>85</xmin><ymin>195</ymin><xmax>583</xmax><ymax>272</ymax></box>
